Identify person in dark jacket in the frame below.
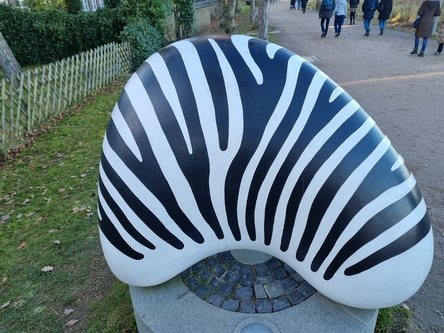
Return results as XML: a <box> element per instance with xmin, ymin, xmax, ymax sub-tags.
<box><xmin>349</xmin><ymin>0</ymin><xmax>360</xmax><ymax>24</ymax></box>
<box><xmin>410</xmin><ymin>0</ymin><xmax>441</xmax><ymax>57</ymax></box>
<box><xmin>301</xmin><ymin>0</ymin><xmax>308</xmax><ymax>13</ymax></box>
<box><xmin>377</xmin><ymin>0</ymin><xmax>393</xmax><ymax>35</ymax></box>
<box><xmin>319</xmin><ymin>0</ymin><xmax>336</xmax><ymax>37</ymax></box>
<box><xmin>362</xmin><ymin>0</ymin><xmax>378</xmax><ymax>36</ymax></box>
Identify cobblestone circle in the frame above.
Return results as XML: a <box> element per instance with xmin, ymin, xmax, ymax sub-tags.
<box><xmin>180</xmin><ymin>251</ymin><xmax>317</xmax><ymax>314</ymax></box>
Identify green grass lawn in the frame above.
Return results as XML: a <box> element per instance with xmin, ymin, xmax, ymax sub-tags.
<box><xmin>0</xmin><ymin>78</ymin><xmax>136</xmax><ymax>332</ymax></box>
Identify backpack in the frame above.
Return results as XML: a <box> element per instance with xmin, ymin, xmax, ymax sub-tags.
<box><xmin>323</xmin><ymin>0</ymin><xmax>333</xmax><ymax>11</ymax></box>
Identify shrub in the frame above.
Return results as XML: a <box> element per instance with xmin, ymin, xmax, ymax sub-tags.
<box><xmin>0</xmin><ymin>5</ymin><xmax>125</xmax><ymax>66</ymax></box>
<box><xmin>65</xmin><ymin>0</ymin><xmax>82</xmax><ymax>14</ymax></box>
<box><xmin>120</xmin><ymin>20</ymin><xmax>167</xmax><ymax>70</ymax></box>
<box><xmin>175</xmin><ymin>0</ymin><xmax>195</xmax><ymax>38</ymax></box>
<box><xmin>118</xmin><ymin>0</ymin><xmax>173</xmax><ymax>33</ymax></box>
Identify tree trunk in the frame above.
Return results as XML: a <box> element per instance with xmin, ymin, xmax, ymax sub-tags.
<box><xmin>258</xmin><ymin>0</ymin><xmax>270</xmax><ymax>40</ymax></box>
<box><xmin>226</xmin><ymin>0</ymin><xmax>237</xmax><ymax>33</ymax></box>
<box><xmin>219</xmin><ymin>0</ymin><xmax>228</xmax><ymax>29</ymax></box>
<box><xmin>0</xmin><ymin>32</ymin><xmax>22</xmax><ymax>81</ymax></box>
<box><xmin>235</xmin><ymin>0</ymin><xmax>242</xmax><ymax>12</ymax></box>
<box><xmin>250</xmin><ymin>0</ymin><xmax>257</xmax><ymax>24</ymax></box>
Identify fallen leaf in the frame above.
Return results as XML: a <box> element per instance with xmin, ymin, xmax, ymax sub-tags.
<box><xmin>22</xmin><ymin>199</ymin><xmax>30</xmax><ymax>205</ymax></box>
<box><xmin>2</xmin><ymin>276</ymin><xmax>7</xmax><ymax>282</ymax></box>
<box><xmin>65</xmin><ymin>319</ymin><xmax>79</xmax><ymax>327</ymax></box>
<box><xmin>41</xmin><ymin>266</ymin><xmax>54</xmax><ymax>272</ymax></box>
<box><xmin>1</xmin><ymin>301</ymin><xmax>10</xmax><ymax>309</ymax></box>
<box><xmin>64</xmin><ymin>308</ymin><xmax>76</xmax><ymax>315</ymax></box>
<box><xmin>53</xmin><ymin>240</ymin><xmax>61</xmax><ymax>244</ymax></box>
<box><xmin>16</xmin><ymin>241</ymin><xmax>28</xmax><ymax>250</ymax></box>
<box><xmin>13</xmin><ymin>300</ymin><xmax>21</xmax><ymax>307</ymax></box>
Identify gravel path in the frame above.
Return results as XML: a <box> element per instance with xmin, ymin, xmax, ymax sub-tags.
<box><xmin>267</xmin><ymin>1</ymin><xmax>444</xmax><ymax>331</ymax></box>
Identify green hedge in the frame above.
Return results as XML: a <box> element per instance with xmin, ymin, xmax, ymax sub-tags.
<box><xmin>120</xmin><ymin>19</ymin><xmax>167</xmax><ymax>71</ymax></box>
<box><xmin>0</xmin><ymin>5</ymin><xmax>125</xmax><ymax>66</ymax></box>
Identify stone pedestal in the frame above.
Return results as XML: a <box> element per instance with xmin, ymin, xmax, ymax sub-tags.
<box><xmin>130</xmin><ymin>275</ymin><xmax>378</xmax><ymax>333</ymax></box>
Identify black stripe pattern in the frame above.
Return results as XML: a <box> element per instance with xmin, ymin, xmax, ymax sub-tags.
<box><xmin>98</xmin><ymin>35</ymin><xmax>433</xmax><ymax>309</ymax></box>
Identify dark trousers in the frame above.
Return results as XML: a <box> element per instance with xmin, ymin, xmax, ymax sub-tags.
<box><xmin>321</xmin><ymin>17</ymin><xmax>331</xmax><ymax>34</ymax></box>
<box><xmin>438</xmin><ymin>43</ymin><xmax>444</xmax><ymax>53</ymax></box>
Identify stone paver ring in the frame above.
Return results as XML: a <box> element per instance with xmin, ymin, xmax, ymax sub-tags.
<box><xmin>98</xmin><ymin>35</ymin><xmax>433</xmax><ymax>309</ymax></box>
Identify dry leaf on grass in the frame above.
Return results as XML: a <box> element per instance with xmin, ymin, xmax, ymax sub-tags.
<box><xmin>16</xmin><ymin>241</ymin><xmax>28</xmax><ymax>250</ymax></box>
<box><xmin>41</xmin><ymin>266</ymin><xmax>54</xmax><ymax>272</ymax></box>
<box><xmin>1</xmin><ymin>301</ymin><xmax>10</xmax><ymax>310</ymax></box>
<box><xmin>64</xmin><ymin>308</ymin><xmax>76</xmax><ymax>315</ymax></box>
<box><xmin>65</xmin><ymin>319</ymin><xmax>79</xmax><ymax>327</ymax></box>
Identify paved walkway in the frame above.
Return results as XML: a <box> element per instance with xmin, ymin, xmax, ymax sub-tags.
<box><xmin>268</xmin><ymin>1</ymin><xmax>444</xmax><ymax>332</ymax></box>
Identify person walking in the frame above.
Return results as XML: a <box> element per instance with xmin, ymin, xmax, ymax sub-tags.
<box><xmin>319</xmin><ymin>0</ymin><xmax>336</xmax><ymax>37</ymax></box>
<box><xmin>435</xmin><ymin>21</ymin><xmax>444</xmax><ymax>55</ymax></box>
<box><xmin>377</xmin><ymin>0</ymin><xmax>393</xmax><ymax>35</ymax></box>
<box><xmin>410</xmin><ymin>0</ymin><xmax>441</xmax><ymax>57</ymax></box>
<box><xmin>301</xmin><ymin>0</ymin><xmax>308</xmax><ymax>13</ymax></box>
<box><xmin>334</xmin><ymin>0</ymin><xmax>348</xmax><ymax>36</ymax></box>
<box><xmin>290</xmin><ymin>0</ymin><xmax>296</xmax><ymax>9</ymax></box>
<box><xmin>362</xmin><ymin>0</ymin><xmax>378</xmax><ymax>36</ymax></box>
<box><xmin>349</xmin><ymin>0</ymin><xmax>360</xmax><ymax>24</ymax></box>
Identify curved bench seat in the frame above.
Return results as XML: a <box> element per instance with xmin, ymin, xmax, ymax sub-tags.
<box><xmin>98</xmin><ymin>35</ymin><xmax>433</xmax><ymax>309</ymax></box>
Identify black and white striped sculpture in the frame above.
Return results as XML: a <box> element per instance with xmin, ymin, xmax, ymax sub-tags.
<box><xmin>98</xmin><ymin>35</ymin><xmax>433</xmax><ymax>309</ymax></box>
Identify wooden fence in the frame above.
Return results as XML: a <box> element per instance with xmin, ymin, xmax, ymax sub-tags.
<box><xmin>0</xmin><ymin>42</ymin><xmax>132</xmax><ymax>149</ymax></box>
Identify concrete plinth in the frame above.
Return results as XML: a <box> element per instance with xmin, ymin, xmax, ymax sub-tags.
<box><xmin>130</xmin><ymin>275</ymin><xmax>378</xmax><ymax>333</ymax></box>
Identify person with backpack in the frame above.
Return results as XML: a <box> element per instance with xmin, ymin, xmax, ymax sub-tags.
<box><xmin>362</xmin><ymin>0</ymin><xmax>378</xmax><ymax>36</ymax></box>
<box><xmin>319</xmin><ymin>0</ymin><xmax>336</xmax><ymax>37</ymax></box>
<box><xmin>377</xmin><ymin>0</ymin><xmax>393</xmax><ymax>35</ymax></box>
<box><xmin>410</xmin><ymin>0</ymin><xmax>441</xmax><ymax>57</ymax></box>
<box><xmin>349</xmin><ymin>0</ymin><xmax>360</xmax><ymax>24</ymax></box>
<box><xmin>334</xmin><ymin>0</ymin><xmax>348</xmax><ymax>37</ymax></box>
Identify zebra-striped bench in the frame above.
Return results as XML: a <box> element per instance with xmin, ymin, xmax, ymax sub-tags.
<box><xmin>98</xmin><ymin>35</ymin><xmax>433</xmax><ymax>310</ymax></box>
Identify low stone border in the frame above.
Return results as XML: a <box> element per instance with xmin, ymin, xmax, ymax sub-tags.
<box><xmin>180</xmin><ymin>251</ymin><xmax>317</xmax><ymax>313</ymax></box>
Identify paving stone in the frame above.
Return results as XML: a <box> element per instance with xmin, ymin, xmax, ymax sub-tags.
<box><xmin>218</xmin><ymin>283</ymin><xmax>233</xmax><ymax>296</ymax></box>
<box><xmin>193</xmin><ymin>261</ymin><xmax>206</xmax><ymax>271</ymax></box>
<box><xmin>212</xmin><ymin>265</ymin><xmax>226</xmax><ymax>278</ymax></box>
<box><xmin>291</xmin><ymin>272</ymin><xmax>306</xmax><ymax>284</ymax></box>
<box><xmin>283</xmin><ymin>263</ymin><xmax>295</xmax><ymax>273</ymax></box>
<box><xmin>255</xmin><ymin>263</ymin><xmax>270</xmax><ymax>275</ymax></box>
<box><xmin>265</xmin><ymin>257</ymin><xmax>280</xmax><ymax>271</ymax></box>
<box><xmin>254</xmin><ymin>284</ymin><xmax>267</xmax><ymax>299</ymax></box>
<box><xmin>299</xmin><ymin>281</ymin><xmax>317</xmax><ymax>297</ymax></box>
<box><xmin>221</xmin><ymin>299</ymin><xmax>239</xmax><ymax>311</ymax></box>
<box><xmin>256</xmin><ymin>299</ymin><xmax>273</xmax><ymax>313</ymax></box>
<box><xmin>235</xmin><ymin>286</ymin><xmax>253</xmax><ymax>300</ymax></box>
<box><xmin>197</xmin><ymin>269</ymin><xmax>213</xmax><ymax>282</ymax></box>
<box><xmin>229</xmin><ymin>262</ymin><xmax>242</xmax><ymax>273</ymax></box>
<box><xmin>271</xmin><ymin>267</ymin><xmax>287</xmax><ymax>280</ymax></box>
<box><xmin>180</xmin><ymin>267</ymin><xmax>192</xmax><ymax>277</ymax></box>
<box><xmin>225</xmin><ymin>272</ymin><xmax>240</xmax><ymax>284</ymax></box>
<box><xmin>255</xmin><ymin>274</ymin><xmax>272</xmax><ymax>284</ymax></box>
<box><xmin>206</xmin><ymin>293</ymin><xmax>224</xmax><ymax>307</ymax></box>
<box><xmin>281</xmin><ymin>277</ymin><xmax>298</xmax><ymax>291</ymax></box>
<box><xmin>206</xmin><ymin>257</ymin><xmax>218</xmax><ymax>267</ymax></box>
<box><xmin>240</xmin><ymin>274</ymin><xmax>254</xmax><ymax>287</ymax></box>
<box><xmin>186</xmin><ymin>276</ymin><xmax>200</xmax><ymax>289</ymax></box>
<box><xmin>194</xmin><ymin>285</ymin><xmax>211</xmax><ymax>298</ymax></box>
<box><xmin>288</xmin><ymin>289</ymin><xmax>307</xmax><ymax>305</ymax></box>
<box><xmin>208</xmin><ymin>277</ymin><xmax>222</xmax><ymax>290</ymax></box>
<box><xmin>218</xmin><ymin>251</ymin><xmax>234</xmax><ymax>263</ymax></box>
<box><xmin>240</xmin><ymin>300</ymin><xmax>256</xmax><ymax>313</ymax></box>
<box><xmin>271</xmin><ymin>297</ymin><xmax>291</xmax><ymax>311</ymax></box>
<box><xmin>264</xmin><ymin>281</ymin><xmax>285</xmax><ymax>298</ymax></box>
<box><xmin>240</xmin><ymin>265</ymin><xmax>253</xmax><ymax>276</ymax></box>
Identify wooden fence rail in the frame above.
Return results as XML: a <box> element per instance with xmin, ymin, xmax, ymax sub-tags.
<box><xmin>1</xmin><ymin>42</ymin><xmax>132</xmax><ymax>150</ymax></box>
